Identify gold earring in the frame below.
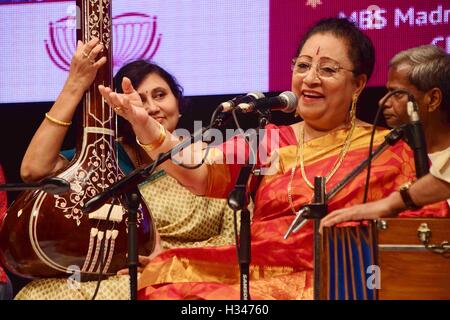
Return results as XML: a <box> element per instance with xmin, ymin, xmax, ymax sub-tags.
<box><xmin>349</xmin><ymin>94</ymin><xmax>358</xmax><ymax>125</ymax></box>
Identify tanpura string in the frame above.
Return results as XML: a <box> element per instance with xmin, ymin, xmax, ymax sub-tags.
<box><xmin>91</xmin><ymin>196</ymin><xmax>117</xmax><ymax>300</ymax></box>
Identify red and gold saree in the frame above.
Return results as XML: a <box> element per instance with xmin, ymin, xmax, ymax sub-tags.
<box><xmin>137</xmin><ymin>124</ymin><xmax>448</xmax><ymax>300</ymax></box>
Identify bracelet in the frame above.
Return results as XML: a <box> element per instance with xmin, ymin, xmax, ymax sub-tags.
<box><xmin>399</xmin><ymin>181</ymin><xmax>422</xmax><ymax>210</ymax></box>
<box><xmin>136</xmin><ymin>123</ymin><xmax>167</xmax><ymax>152</ymax></box>
<box><xmin>45</xmin><ymin>113</ymin><xmax>72</xmax><ymax>127</ymax></box>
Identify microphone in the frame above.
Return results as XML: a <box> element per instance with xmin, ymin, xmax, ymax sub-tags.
<box><xmin>404</xmin><ymin>97</ymin><xmax>429</xmax><ymax>178</ymax></box>
<box><xmin>237</xmin><ymin>91</ymin><xmax>298</xmax><ymax>113</ymax></box>
<box><xmin>218</xmin><ymin>92</ymin><xmax>265</xmax><ymax>112</ymax></box>
<box><xmin>379</xmin><ymin>88</ymin><xmax>429</xmax><ymax>179</ymax></box>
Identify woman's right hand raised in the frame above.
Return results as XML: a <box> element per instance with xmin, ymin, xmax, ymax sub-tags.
<box><xmin>98</xmin><ymin>77</ymin><xmax>153</xmax><ymax>128</ymax></box>
<box><xmin>67</xmin><ymin>37</ymin><xmax>106</xmax><ymax>92</ymax></box>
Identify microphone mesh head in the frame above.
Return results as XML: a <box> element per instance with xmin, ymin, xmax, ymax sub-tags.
<box><xmin>280</xmin><ymin>91</ymin><xmax>298</xmax><ymax>113</ymax></box>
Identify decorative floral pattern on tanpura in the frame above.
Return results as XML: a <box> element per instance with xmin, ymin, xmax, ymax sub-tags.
<box><xmin>88</xmin><ymin>0</ymin><xmax>111</xmax><ymax>49</ymax></box>
<box><xmin>54</xmin><ymin>139</ymin><xmax>144</xmax><ymax>228</ymax></box>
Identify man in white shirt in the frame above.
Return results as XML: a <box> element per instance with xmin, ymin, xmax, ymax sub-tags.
<box><xmin>320</xmin><ymin>45</ymin><xmax>450</xmax><ymax>230</ymax></box>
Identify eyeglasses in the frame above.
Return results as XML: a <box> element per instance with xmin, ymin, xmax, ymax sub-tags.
<box><xmin>291</xmin><ymin>58</ymin><xmax>354</xmax><ymax>78</ymax></box>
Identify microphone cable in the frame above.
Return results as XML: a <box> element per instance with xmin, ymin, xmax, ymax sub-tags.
<box><xmin>151</xmin><ymin>108</ymin><xmax>222</xmax><ymax>171</ymax></box>
<box><xmin>173</xmin><ymin>97</ymin><xmax>253</xmax><ymax>171</ymax></box>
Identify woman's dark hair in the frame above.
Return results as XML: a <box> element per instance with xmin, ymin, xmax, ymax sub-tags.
<box><xmin>113</xmin><ymin>60</ymin><xmax>188</xmax><ymax>139</ymax></box>
<box><xmin>295</xmin><ymin>18</ymin><xmax>375</xmax><ymax>80</ymax></box>
<box><xmin>114</xmin><ymin>60</ymin><xmax>185</xmax><ymax>110</ymax></box>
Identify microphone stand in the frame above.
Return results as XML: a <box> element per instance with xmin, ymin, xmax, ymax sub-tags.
<box><xmin>122</xmin><ymin>191</ymin><xmax>140</xmax><ymax>301</ymax></box>
<box><xmin>308</xmin><ymin>177</ymin><xmax>327</xmax><ymax>300</ymax></box>
<box><xmin>83</xmin><ymin>112</ymin><xmax>233</xmax><ymax>300</ymax></box>
<box><xmin>283</xmin><ymin>89</ymin><xmax>426</xmax><ymax>299</ymax></box>
<box><xmin>283</xmin><ymin>127</ymin><xmax>404</xmax><ymax>300</ymax></box>
<box><xmin>0</xmin><ymin>177</ymin><xmax>71</xmax><ymax>195</ymax></box>
<box><xmin>403</xmin><ymin>100</ymin><xmax>429</xmax><ymax>178</ymax></box>
<box><xmin>227</xmin><ymin>108</ymin><xmax>271</xmax><ymax>301</ymax></box>
<box><xmin>284</xmin><ymin>126</ymin><xmax>405</xmax><ymax>238</ymax></box>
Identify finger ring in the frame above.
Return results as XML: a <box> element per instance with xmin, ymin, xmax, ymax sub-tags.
<box><xmin>82</xmin><ymin>51</ymin><xmax>89</xmax><ymax>58</ymax></box>
<box><xmin>113</xmin><ymin>106</ymin><xmax>122</xmax><ymax>112</ymax></box>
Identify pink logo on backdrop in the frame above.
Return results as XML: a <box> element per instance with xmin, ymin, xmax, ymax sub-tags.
<box><xmin>45</xmin><ymin>12</ymin><xmax>162</xmax><ymax>72</ymax></box>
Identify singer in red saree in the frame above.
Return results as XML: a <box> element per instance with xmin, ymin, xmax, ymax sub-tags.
<box><xmin>136</xmin><ymin>123</ymin><xmax>448</xmax><ymax>300</ymax></box>
<box><xmin>101</xmin><ymin>18</ymin><xmax>448</xmax><ymax>300</ymax></box>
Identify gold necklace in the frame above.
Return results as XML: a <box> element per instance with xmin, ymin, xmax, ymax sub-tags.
<box><xmin>287</xmin><ymin>121</ymin><xmax>355</xmax><ymax>214</ymax></box>
<box><xmin>299</xmin><ymin>123</ymin><xmax>355</xmax><ymax>189</ymax></box>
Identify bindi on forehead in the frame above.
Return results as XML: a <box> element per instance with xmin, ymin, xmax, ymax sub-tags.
<box><xmin>316</xmin><ymin>46</ymin><xmax>320</xmax><ymax>55</ymax></box>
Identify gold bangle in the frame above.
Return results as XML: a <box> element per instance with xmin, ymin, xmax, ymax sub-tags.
<box><xmin>45</xmin><ymin>112</ymin><xmax>72</xmax><ymax>127</ymax></box>
<box><xmin>399</xmin><ymin>180</ymin><xmax>421</xmax><ymax>210</ymax></box>
<box><xmin>136</xmin><ymin>123</ymin><xmax>167</xmax><ymax>152</ymax></box>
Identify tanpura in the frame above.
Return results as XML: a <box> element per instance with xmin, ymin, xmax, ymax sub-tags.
<box><xmin>0</xmin><ymin>0</ymin><xmax>155</xmax><ymax>279</ymax></box>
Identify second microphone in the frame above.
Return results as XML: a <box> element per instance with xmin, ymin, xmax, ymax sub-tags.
<box><xmin>237</xmin><ymin>91</ymin><xmax>298</xmax><ymax>114</ymax></box>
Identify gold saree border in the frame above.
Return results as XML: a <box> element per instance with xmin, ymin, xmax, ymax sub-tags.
<box><xmin>138</xmin><ymin>254</ymin><xmax>297</xmax><ymax>289</ymax></box>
